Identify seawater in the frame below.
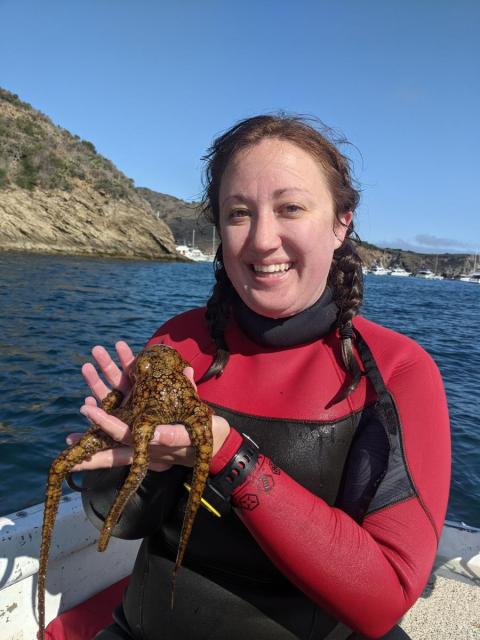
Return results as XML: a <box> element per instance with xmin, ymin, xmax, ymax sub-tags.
<box><xmin>0</xmin><ymin>253</ymin><xmax>478</xmax><ymax>526</ymax></box>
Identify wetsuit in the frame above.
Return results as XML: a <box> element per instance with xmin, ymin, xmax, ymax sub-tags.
<box><xmin>83</xmin><ymin>294</ymin><xmax>450</xmax><ymax>640</ymax></box>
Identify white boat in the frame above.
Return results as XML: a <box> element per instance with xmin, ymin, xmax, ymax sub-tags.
<box><xmin>176</xmin><ymin>245</ymin><xmax>214</xmax><ymax>262</ymax></box>
<box><xmin>369</xmin><ymin>264</ymin><xmax>391</xmax><ymax>276</ymax></box>
<box><xmin>390</xmin><ymin>266</ymin><xmax>412</xmax><ymax>277</ymax></box>
<box><xmin>416</xmin><ymin>269</ymin><xmax>443</xmax><ymax>280</ymax></box>
<box><xmin>176</xmin><ymin>229</ymin><xmax>215</xmax><ymax>262</ymax></box>
<box><xmin>459</xmin><ymin>271</ymin><xmax>480</xmax><ymax>283</ymax></box>
<box><xmin>1</xmin><ymin>494</ymin><xmax>479</xmax><ymax>639</ymax></box>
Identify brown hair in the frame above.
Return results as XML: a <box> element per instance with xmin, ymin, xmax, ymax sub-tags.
<box><xmin>198</xmin><ymin>115</ymin><xmax>364</xmax><ymax>400</ymax></box>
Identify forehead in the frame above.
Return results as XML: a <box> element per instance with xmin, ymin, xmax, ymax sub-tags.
<box><xmin>220</xmin><ymin>138</ymin><xmax>330</xmax><ymax>197</ymax></box>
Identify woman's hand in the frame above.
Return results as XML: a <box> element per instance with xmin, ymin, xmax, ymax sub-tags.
<box><xmin>68</xmin><ymin>343</ymin><xmax>230</xmax><ymax>472</ymax></box>
<box><xmin>81</xmin><ymin>340</ymin><xmax>136</xmax><ymax>401</ymax></box>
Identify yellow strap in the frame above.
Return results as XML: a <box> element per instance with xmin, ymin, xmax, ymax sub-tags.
<box><xmin>183</xmin><ymin>482</ymin><xmax>221</xmax><ymax>518</ymax></box>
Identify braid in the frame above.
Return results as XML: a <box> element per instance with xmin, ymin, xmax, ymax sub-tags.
<box><xmin>197</xmin><ymin>114</ymin><xmax>364</xmax><ymax>390</ymax></box>
<box><xmin>328</xmin><ymin>237</ymin><xmax>364</xmax><ymax>401</ymax></box>
<box><xmin>197</xmin><ymin>245</ymin><xmax>234</xmax><ymax>384</ymax></box>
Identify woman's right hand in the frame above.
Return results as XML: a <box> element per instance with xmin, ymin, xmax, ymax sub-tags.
<box><xmin>66</xmin><ymin>340</ymin><xmax>136</xmax><ymax>447</ymax></box>
<box><xmin>81</xmin><ymin>340</ymin><xmax>136</xmax><ymax>404</ymax></box>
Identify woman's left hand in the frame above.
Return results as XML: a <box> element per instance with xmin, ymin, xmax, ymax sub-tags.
<box><xmin>67</xmin><ymin>367</ymin><xmax>230</xmax><ymax>472</ymax></box>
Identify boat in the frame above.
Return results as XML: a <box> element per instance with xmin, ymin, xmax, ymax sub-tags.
<box><xmin>176</xmin><ymin>244</ymin><xmax>214</xmax><ymax>262</ymax></box>
<box><xmin>459</xmin><ymin>271</ymin><xmax>480</xmax><ymax>283</ymax></box>
<box><xmin>416</xmin><ymin>269</ymin><xmax>443</xmax><ymax>280</ymax></box>
<box><xmin>176</xmin><ymin>229</ymin><xmax>215</xmax><ymax>262</ymax></box>
<box><xmin>1</xmin><ymin>494</ymin><xmax>479</xmax><ymax>639</ymax></box>
<box><xmin>369</xmin><ymin>264</ymin><xmax>391</xmax><ymax>276</ymax></box>
<box><xmin>459</xmin><ymin>253</ymin><xmax>480</xmax><ymax>283</ymax></box>
<box><xmin>389</xmin><ymin>266</ymin><xmax>412</xmax><ymax>277</ymax></box>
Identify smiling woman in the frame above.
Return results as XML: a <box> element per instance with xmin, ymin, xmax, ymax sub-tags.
<box><xmin>218</xmin><ymin>139</ymin><xmax>352</xmax><ymax>319</ymax></box>
<box><xmin>59</xmin><ymin>114</ymin><xmax>450</xmax><ymax>640</ymax></box>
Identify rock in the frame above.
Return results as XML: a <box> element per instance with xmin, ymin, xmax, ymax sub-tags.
<box><xmin>0</xmin><ymin>184</ymin><xmax>178</xmax><ymax>260</ymax></box>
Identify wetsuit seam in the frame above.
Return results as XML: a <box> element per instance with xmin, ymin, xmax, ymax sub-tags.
<box><xmin>365</xmin><ymin>493</ymin><xmax>418</xmax><ymax>517</ymax></box>
<box><xmin>389</xmin><ymin>392</ymin><xmax>440</xmax><ymax>544</ymax></box>
<box><xmin>207</xmin><ymin>400</ymin><xmax>374</xmax><ymax>427</ymax></box>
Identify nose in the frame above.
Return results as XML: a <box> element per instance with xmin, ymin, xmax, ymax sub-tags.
<box><xmin>249</xmin><ymin>210</ymin><xmax>281</xmax><ymax>253</ymax></box>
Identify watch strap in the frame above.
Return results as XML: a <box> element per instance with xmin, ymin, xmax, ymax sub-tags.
<box><xmin>207</xmin><ymin>433</ymin><xmax>259</xmax><ymax>503</ymax></box>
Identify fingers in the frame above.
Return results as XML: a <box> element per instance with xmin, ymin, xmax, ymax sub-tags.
<box><xmin>115</xmin><ymin>341</ymin><xmax>136</xmax><ymax>373</ymax></box>
<box><xmin>151</xmin><ymin>424</ymin><xmax>192</xmax><ymax>447</ymax></box>
<box><xmin>71</xmin><ymin>446</ymin><xmax>135</xmax><ymax>471</ymax></box>
<box><xmin>182</xmin><ymin>367</ymin><xmax>198</xmax><ymax>392</ymax></box>
<box><xmin>82</xmin><ymin>362</ymin><xmax>110</xmax><ymax>401</ymax></box>
<box><xmin>80</xmin><ymin>405</ymin><xmax>133</xmax><ymax>445</ymax></box>
<box><xmin>92</xmin><ymin>345</ymin><xmax>125</xmax><ymax>390</ymax></box>
<box><xmin>82</xmin><ymin>342</ymin><xmax>135</xmax><ymax>401</ymax></box>
<box><xmin>71</xmin><ymin>446</ymin><xmax>172</xmax><ymax>472</ymax></box>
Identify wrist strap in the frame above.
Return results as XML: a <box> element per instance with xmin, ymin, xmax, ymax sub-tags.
<box><xmin>207</xmin><ymin>433</ymin><xmax>259</xmax><ymax>503</ymax></box>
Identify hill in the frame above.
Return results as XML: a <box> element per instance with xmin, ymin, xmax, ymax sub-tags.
<box><xmin>0</xmin><ymin>87</ymin><xmax>474</xmax><ymax>275</ymax></box>
<box><xmin>136</xmin><ymin>187</ymin><xmax>217</xmax><ymax>254</ymax></box>
<box><xmin>0</xmin><ymin>87</ymin><xmax>177</xmax><ymax>260</ymax></box>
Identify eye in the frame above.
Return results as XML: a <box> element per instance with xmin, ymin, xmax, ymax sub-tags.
<box><xmin>228</xmin><ymin>208</ymin><xmax>251</xmax><ymax>222</ymax></box>
<box><xmin>280</xmin><ymin>203</ymin><xmax>304</xmax><ymax>217</ymax></box>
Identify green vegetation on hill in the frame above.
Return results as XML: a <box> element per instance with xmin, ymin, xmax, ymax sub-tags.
<box><xmin>0</xmin><ymin>86</ymin><xmax>473</xmax><ymax>274</ymax></box>
<box><xmin>0</xmin><ymin>87</ymin><xmax>137</xmax><ymax>201</ymax></box>
<box><xmin>137</xmin><ymin>187</ymin><xmax>217</xmax><ymax>252</ymax></box>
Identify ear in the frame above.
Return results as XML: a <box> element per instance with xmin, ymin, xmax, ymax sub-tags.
<box><xmin>334</xmin><ymin>211</ymin><xmax>353</xmax><ymax>248</ymax></box>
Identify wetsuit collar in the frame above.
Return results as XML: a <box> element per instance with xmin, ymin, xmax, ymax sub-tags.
<box><xmin>233</xmin><ymin>287</ymin><xmax>338</xmax><ymax>348</ymax></box>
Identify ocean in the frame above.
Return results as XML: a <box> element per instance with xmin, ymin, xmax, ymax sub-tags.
<box><xmin>0</xmin><ymin>253</ymin><xmax>478</xmax><ymax>526</ymax></box>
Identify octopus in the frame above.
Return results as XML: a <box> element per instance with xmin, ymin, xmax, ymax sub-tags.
<box><xmin>37</xmin><ymin>344</ymin><xmax>213</xmax><ymax>640</ymax></box>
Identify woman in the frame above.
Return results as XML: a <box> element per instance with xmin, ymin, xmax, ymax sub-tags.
<box><xmin>70</xmin><ymin>116</ymin><xmax>450</xmax><ymax>639</ymax></box>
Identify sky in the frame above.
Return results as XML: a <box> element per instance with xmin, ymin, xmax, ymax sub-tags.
<box><xmin>1</xmin><ymin>0</ymin><xmax>479</xmax><ymax>253</ymax></box>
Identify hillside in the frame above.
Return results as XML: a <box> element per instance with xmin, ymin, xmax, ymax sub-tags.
<box><xmin>0</xmin><ymin>88</ymin><xmax>177</xmax><ymax>260</ymax></box>
<box><xmin>137</xmin><ymin>187</ymin><xmax>217</xmax><ymax>253</ymax></box>
<box><xmin>356</xmin><ymin>241</ymin><xmax>474</xmax><ymax>277</ymax></box>
<box><xmin>0</xmin><ymin>87</ymin><xmax>474</xmax><ymax>274</ymax></box>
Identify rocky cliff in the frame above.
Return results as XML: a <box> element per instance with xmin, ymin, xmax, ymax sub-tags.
<box><xmin>0</xmin><ymin>87</ymin><xmax>474</xmax><ymax>274</ymax></box>
<box><xmin>0</xmin><ymin>88</ymin><xmax>177</xmax><ymax>260</ymax></box>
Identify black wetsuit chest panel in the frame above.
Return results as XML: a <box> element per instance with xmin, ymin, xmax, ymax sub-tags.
<box><xmin>210</xmin><ymin>404</ymin><xmax>361</xmax><ymax>505</ymax></box>
<box><xmin>159</xmin><ymin>406</ymin><xmax>361</xmax><ymax>583</ymax></box>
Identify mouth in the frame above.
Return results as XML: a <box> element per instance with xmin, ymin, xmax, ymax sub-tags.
<box><xmin>251</xmin><ymin>262</ymin><xmax>293</xmax><ymax>275</ymax></box>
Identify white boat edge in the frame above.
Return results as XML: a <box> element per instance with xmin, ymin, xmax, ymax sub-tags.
<box><xmin>0</xmin><ymin>494</ymin><xmax>141</xmax><ymax>640</ymax></box>
<box><xmin>0</xmin><ymin>494</ymin><xmax>478</xmax><ymax>640</ymax></box>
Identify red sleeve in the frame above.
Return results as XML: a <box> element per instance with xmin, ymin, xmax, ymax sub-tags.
<box><xmin>227</xmin><ymin>350</ymin><xmax>450</xmax><ymax>639</ymax></box>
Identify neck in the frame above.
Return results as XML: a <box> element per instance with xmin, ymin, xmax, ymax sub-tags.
<box><xmin>233</xmin><ymin>287</ymin><xmax>339</xmax><ymax>348</ymax></box>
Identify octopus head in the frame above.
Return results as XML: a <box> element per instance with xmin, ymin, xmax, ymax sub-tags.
<box><xmin>131</xmin><ymin>344</ymin><xmax>187</xmax><ymax>382</ymax></box>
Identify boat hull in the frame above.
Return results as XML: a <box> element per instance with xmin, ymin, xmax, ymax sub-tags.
<box><xmin>0</xmin><ymin>497</ymin><xmax>478</xmax><ymax>639</ymax></box>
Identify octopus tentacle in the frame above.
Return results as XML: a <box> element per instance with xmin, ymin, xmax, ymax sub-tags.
<box><xmin>37</xmin><ymin>388</ymin><xmax>123</xmax><ymax>640</ymax></box>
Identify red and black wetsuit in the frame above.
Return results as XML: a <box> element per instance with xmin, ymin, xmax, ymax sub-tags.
<box><xmin>83</xmin><ymin>298</ymin><xmax>450</xmax><ymax>640</ymax></box>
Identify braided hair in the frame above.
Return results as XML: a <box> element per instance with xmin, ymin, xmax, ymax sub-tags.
<box><xmin>197</xmin><ymin>115</ymin><xmax>363</xmax><ymax>399</ymax></box>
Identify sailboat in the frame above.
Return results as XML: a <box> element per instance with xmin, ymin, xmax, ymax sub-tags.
<box><xmin>459</xmin><ymin>253</ymin><xmax>480</xmax><ymax>283</ymax></box>
<box><xmin>176</xmin><ymin>229</ymin><xmax>214</xmax><ymax>262</ymax></box>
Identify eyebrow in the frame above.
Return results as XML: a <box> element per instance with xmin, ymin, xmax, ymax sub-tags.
<box><xmin>221</xmin><ymin>188</ymin><xmax>313</xmax><ymax>209</ymax></box>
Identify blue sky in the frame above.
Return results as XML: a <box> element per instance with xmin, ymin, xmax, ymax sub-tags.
<box><xmin>1</xmin><ymin>0</ymin><xmax>479</xmax><ymax>253</ymax></box>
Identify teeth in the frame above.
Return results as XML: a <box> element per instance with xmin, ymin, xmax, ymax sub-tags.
<box><xmin>253</xmin><ymin>263</ymin><xmax>291</xmax><ymax>273</ymax></box>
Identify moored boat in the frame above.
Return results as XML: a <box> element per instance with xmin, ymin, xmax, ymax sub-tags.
<box><xmin>176</xmin><ymin>229</ymin><xmax>215</xmax><ymax>262</ymax></box>
<box><xmin>369</xmin><ymin>264</ymin><xmax>391</xmax><ymax>276</ymax></box>
<box><xmin>1</xmin><ymin>495</ymin><xmax>479</xmax><ymax>639</ymax></box>
<box><xmin>175</xmin><ymin>244</ymin><xmax>214</xmax><ymax>262</ymax></box>
<box><xmin>416</xmin><ymin>269</ymin><xmax>443</xmax><ymax>280</ymax></box>
<box><xmin>390</xmin><ymin>266</ymin><xmax>412</xmax><ymax>277</ymax></box>
<box><xmin>459</xmin><ymin>271</ymin><xmax>480</xmax><ymax>283</ymax></box>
